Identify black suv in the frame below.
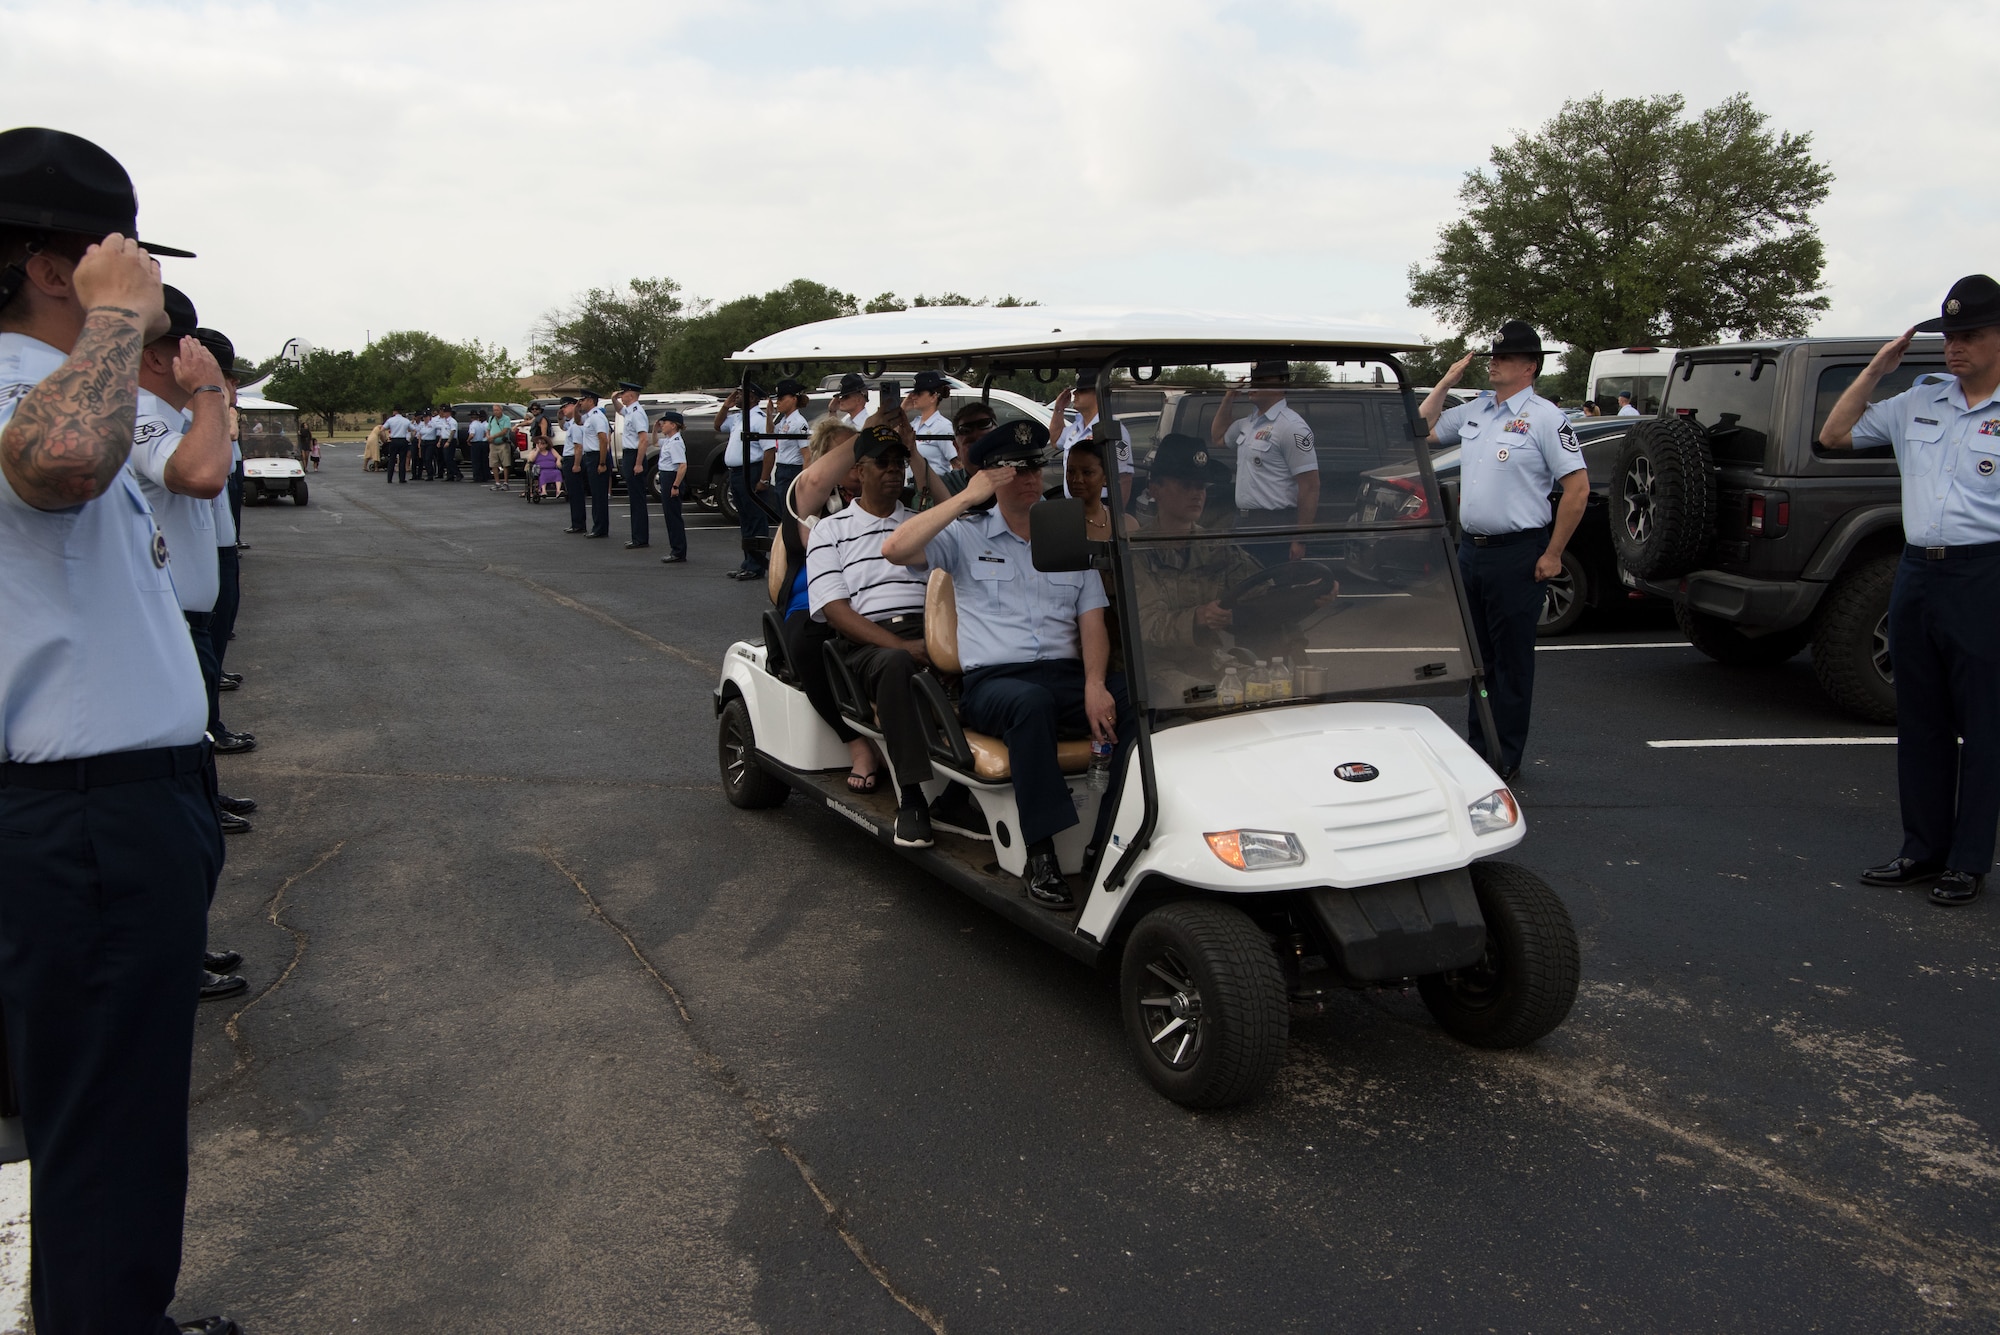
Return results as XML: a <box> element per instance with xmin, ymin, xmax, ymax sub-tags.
<box><xmin>1612</xmin><ymin>336</ymin><xmax>1946</xmax><ymax>722</ymax></box>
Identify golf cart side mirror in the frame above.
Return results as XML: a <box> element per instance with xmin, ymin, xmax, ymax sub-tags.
<box><xmin>1029</xmin><ymin>498</ymin><xmax>1091</xmax><ymax>572</ymax></box>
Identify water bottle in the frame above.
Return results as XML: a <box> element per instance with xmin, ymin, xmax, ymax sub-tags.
<box><xmin>1087</xmin><ymin>738</ymin><xmax>1114</xmax><ymax>792</ymax></box>
<box><xmin>1270</xmin><ymin>656</ymin><xmax>1293</xmax><ymax>699</ymax></box>
<box><xmin>1246</xmin><ymin>660</ymin><xmax>1271</xmax><ymax>703</ymax></box>
<box><xmin>1218</xmin><ymin>667</ymin><xmax>1243</xmax><ymax>707</ymax></box>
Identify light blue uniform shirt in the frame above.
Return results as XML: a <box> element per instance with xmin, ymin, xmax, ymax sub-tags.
<box><xmin>1853</xmin><ymin>375</ymin><xmax>2000</xmax><ymax>547</ymax></box>
<box><xmin>722</xmin><ymin>406</ymin><xmax>767</xmax><ymax>468</ymax></box>
<box><xmin>0</xmin><ymin>332</ymin><xmax>207</xmax><ymax>762</ymax></box>
<box><xmin>577</xmin><ymin>408</ymin><xmax>608</xmax><ymax>455</ymax></box>
<box><xmin>1435</xmin><ymin>387</ymin><xmax>1585</xmax><ymax>535</ymax></box>
<box><xmin>618</xmin><ymin>401</ymin><xmax>648</xmax><ymax>452</ymax></box>
<box><xmin>923</xmin><ymin>508</ymin><xmax>1109</xmax><ymax>671</ymax></box>
<box><xmin>384</xmin><ymin>413</ymin><xmax>412</xmax><ymax>440</ymax></box>
<box><xmin>129</xmin><ymin>389</ymin><xmax>219</xmax><ymax>614</ymax></box>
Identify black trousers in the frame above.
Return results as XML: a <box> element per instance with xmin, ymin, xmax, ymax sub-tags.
<box><xmin>442</xmin><ymin>439</ymin><xmax>461</xmax><ymax>481</ymax></box>
<box><xmin>729</xmin><ymin>467</ymin><xmax>769</xmax><ymax>572</ymax></box>
<box><xmin>960</xmin><ymin>660</ymin><xmax>1134</xmax><ymax>849</ymax></box>
<box><xmin>1458</xmin><ymin>531</ymin><xmax>1546</xmax><ymax>774</ymax></box>
<box><xmin>387</xmin><ymin>441</ymin><xmax>408</xmax><ymax>482</ymax></box>
<box><xmin>226</xmin><ymin>463</ymin><xmax>243</xmax><ymax>537</ymax></box>
<box><xmin>566</xmin><ymin>457</ymin><xmax>588</xmax><ymax>530</ymax></box>
<box><xmin>834</xmin><ymin>636</ymin><xmax>932</xmax><ymax>788</ymax></box>
<box><xmin>1890</xmin><ymin>548</ymin><xmax>2000</xmax><ymax>874</ymax></box>
<box><xmin>472</xmin><ymin>441</ymin><xmax>490</xmax><ymax>483</ymax></box>
<box><xmin>785</xmin><ymin>609</ymin><xmax>857</xmax><ymax>744</ymax></box>
<box><xmin>583</xmin><ymin>453</ymin><xmax>611</xmax><ymax>535</ymax></box>
<box><xmin>658</xmin><ymin>471</ymin><xmax>687</xmax><ymax>557</ymax></box>
<box><xmin>212</xmin><ymin>544</ymin><xmax>241</xmax><ymax>676</ymax></box>
<box><xmin>186</xmin><ymin>610</ymin><xmax>221</xmax><ymax>740</ymax></box>
<box><xmin>622</xmin><ymin>450</ymin><xmax>650</xmax><ymax>546</ymax></box>
<box><xmin>0</xmin><ymin>752</ymin><xmax>221</xmax><ymax>1335</ymax></box>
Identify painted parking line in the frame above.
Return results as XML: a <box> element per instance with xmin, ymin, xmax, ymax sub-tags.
<box><xmin>1537</xmin><ymin>641</ymin><xmax>1692</xmax><ymax>652</ymax></box>
<box><xmin>1647</xmin><ymin>737</ymin><xmax>1897</xmax><ymax>749</ymax></box>
<box><xmin>0</xmin><ymin>1162</ymin><xmax>27</xmax><ymax>1335</ymax></box>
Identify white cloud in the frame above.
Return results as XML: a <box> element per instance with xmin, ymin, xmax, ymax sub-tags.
<box><xmin>2</xmin><ymin>0</ymin><xmax>1992</xmax><ymax>359</ymax></box>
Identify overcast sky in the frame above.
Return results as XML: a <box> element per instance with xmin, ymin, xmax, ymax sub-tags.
<box><xmin>4</xmin><ymin>0</ymin><xmax>1993</xmax><ymax>363</ymax></box>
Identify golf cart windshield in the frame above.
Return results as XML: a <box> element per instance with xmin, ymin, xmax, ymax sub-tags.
<box><xmin>239</xmin><ymin>408</ymin><xmax>300</xmax><ymax>459</ymax></box>
<box><xmin>1119</xmin><ymin>378</ymin><xmax>1468</xmax><ymax>719</ymax></box>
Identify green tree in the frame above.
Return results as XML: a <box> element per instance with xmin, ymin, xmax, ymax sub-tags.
<box><xmin>359</xmin><ymin>331</ymin><xmax>473</xmax><ymax>411</ymax></box>
<box><xmin>863</xmin><ymin>292</ymin><xmax>907</xmax><ymax>313</ymax></box>
<box><xmin>266</xmin><ymin>349</ymin><xmax>368</xmax><ymax>435</ymax></box>
<box><xmin>654</xmin><ymin>279</ymin><xmax>857</xmax><ymax>391</ymax></box>
<box><xmin>1403</xmin><ymin>337</ymin><xmax>1491</xmax><ymax>392</ymax></box>
<box><xmin>533</xmin><ymin>277</ymin><xmax>685</xmax><ymax>391</ymax></box>
<box><xmin>1161</xmin><ymin>365</ymin><xmax>1225</xmax><ymax>387</ymax></box>
<box><xmin>1407</xmin><ymin>92</ymin><xmax>1832</xmax><ymax>398</ymax></box>
<box><xmin>452</xmin><ymin>339</ymin><xmax>525</xmax><ymax>402</ymax></box>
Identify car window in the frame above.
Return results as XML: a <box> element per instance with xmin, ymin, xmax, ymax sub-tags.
<box><xmin>1662</xmin><ymin>360</ymin><xmax>1778</xmax><ymax>466</ymax></box>
<box><xmin>1811</xmin><ymin>360</ymin><xmax>1948</xmax><ymax>458</ymax></box>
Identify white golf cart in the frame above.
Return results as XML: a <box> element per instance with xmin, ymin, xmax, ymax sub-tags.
<box><xmin>237</xmin><ymin>394</ymin><xmax>309</xmax><ymax>505</ymax></box>
<box><xmin>713</xmin><ymin>307</ymin><xmax>1579</xmax><ymax>1108</ymax></box>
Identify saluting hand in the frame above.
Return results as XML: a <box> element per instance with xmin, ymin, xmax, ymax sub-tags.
<box><xmin>1441</xmin><ymin>352</ymin><xmax>1477</xmax><ymax>388</ymax></box>
<box><xmin>172</xmin><ymin>337</ymin><xmax>223</xmax><ymax>395</ymax></box>
<box><xmin>1867</xmin><ymin>327</ymin><xmax>1918</xmax><ymax>378</ymax></box>
<box><xmin>72</xmin><ymin>234</ymin><xmax>167</xmax><ymax>340</ymax></box>
<box><xmin>960</xmin><ymin>467</ymin><xmax>1008</xmax><ymax>506</ymax></box>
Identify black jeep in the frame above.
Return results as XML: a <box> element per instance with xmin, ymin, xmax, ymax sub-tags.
<box><xmin>1613</xmin><ymin>336</ymin><xmax>1946</xmax><ymax>722</ymax></box>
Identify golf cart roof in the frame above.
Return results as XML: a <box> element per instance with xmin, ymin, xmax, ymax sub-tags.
<box><xmin>729</xmin><ymin>305</ymin><xmax>1427</xmax><ymax>368</ymax></box>
<box><xmin>237</xmin><ymin>395</ymin><xmax>297</xmax><ymax>411</ymax></box>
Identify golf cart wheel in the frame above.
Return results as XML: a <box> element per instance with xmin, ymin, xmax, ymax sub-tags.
<box><xmin>291</xmin><ymin>480</ymin><xmax>309</xmax><ymax>506</ymax></box>
<box><xmin>1419</xmin><ymin>862</ymin><xmax>1578</xmax><ymax>1049</ymax></box>
<box><xmin>1811</xmin><ymin>552</ymin><xmax>1897</xmax><ymax>724</ymax></box>
<box><xmin>1612</xmin><ymin>416</ymin><xmax>1715</xmax><ymax>579</ymax></box>
<box><xmin>1536</xmin><ymin>548</ymin><xmax>1588</xmax><ymax>637</ymax></box>
<box><xmin>1119</xmin><ymin>900</ymin><xmax>1288</xmax><ymax>1108</ymax></box>
<box><xmin>718</xmin><ymin>697</ymin><xmax>787</xmax><ymax>809</ymax></box>
<box><xmin>1674</xmin><ymin>603</ymin><xmax>1811</xmax><ymax>667</ymax></box>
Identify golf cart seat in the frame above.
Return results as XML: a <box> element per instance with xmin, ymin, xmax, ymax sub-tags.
<box><xmin>913</xmin><ymin>570</ymin><xmax>1092</xmax><ymax>782</ymax></box>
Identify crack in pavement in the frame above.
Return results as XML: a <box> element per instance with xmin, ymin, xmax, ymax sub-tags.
<box><xmin>193</xmin><ymin>839</ymin><xmax>347</xmax><ymax>1105</ymax></box>
<box><xmin>541</xmin><ymin>843</ymin><xmax>946</xmax><ymax>1335</ymax></box>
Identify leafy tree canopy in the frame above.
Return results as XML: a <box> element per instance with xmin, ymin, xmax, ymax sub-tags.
<box><xmin>265</xmin><ymin>348</ymin><xmax>367</xmax><ymax>434</ymax></box>
<box><xmin>653</xmin><ymin>279</ymin><xmax>856</xmax><ymax>391</ymax></box>
<box><xmin>532</xmin><ymin>277</ymin><xmax>684</xmax><ymax>392</ymax></box>
<box><xmin>357</xmin><ymin>330</ymin><xmax>472</xmax><ymax>411</ymax></box>
<box><xmin>1408</xmin><ymin>92</ymin><xmax>1832</xmax><ymax>396</ymax></box>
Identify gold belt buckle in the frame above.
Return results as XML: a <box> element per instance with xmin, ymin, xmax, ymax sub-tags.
<box><xmin>1927</xmin><ymin>546</ymin><xmax>1948</xmax><ymax>560</ymax></box>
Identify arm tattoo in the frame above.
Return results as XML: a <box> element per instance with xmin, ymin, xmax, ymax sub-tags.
<box><xmin>0</xmin><ymin>307</ymin><xmax>147</xmax><ymax>510</ymax></box>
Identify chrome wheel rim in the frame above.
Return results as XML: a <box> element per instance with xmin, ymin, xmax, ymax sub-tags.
<box><xmin>1540</xmin><ymin>568</ymin><xmax>1576</xmax><ymax>627</ymax></box>
<box><xmin>1872</xmin><ymin>613</ymin><xmax>1894</xmax><ymax>685</ymax></box>
<box><xmin>1622</xmin><ymin>455</ymin><xmax>1655</xmax><ymax>544</ymax></box>
<box><xmin>1135</xmin><ymin>949</ymin><xmax>1205</xmax><ymax>1070</ymax></box>
<box><xmin>723</xmin><ymin>718</ymin><xmax>751</xmax><ymax>789</ymax></box>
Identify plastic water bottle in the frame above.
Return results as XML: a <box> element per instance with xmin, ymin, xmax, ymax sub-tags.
<box><xmin>1087</xmin><ymin>739</ymin><xmax>1114</xmax><ymax>792</ymax></box>
<box><xmin>1218</xmin><ymin>667</ymin><xmax>1243</xmax><ymax>707</ymax></box>
<box><xmin>1247</xmin><ymin>660</ymin><xmax>1272</xmax><ymax>703</ymax></box>
<box><xmin>1270</xmin><ymin>656</ymin><xmax>1293</xmax><ymax>699</ymax></box>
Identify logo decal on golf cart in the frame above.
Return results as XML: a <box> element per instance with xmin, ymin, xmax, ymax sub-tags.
<box><xmin>1335</xmin><ymin>762</ymin><xmax>1379</xmax><ymax>782</ymax></box>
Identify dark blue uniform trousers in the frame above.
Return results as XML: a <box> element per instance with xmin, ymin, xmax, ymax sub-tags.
<box><xmin>583</xmin><ymin>452</ymin><xmax>611</xmax><ymax>536</ymax></box>
<box><xmin>1889</xmin><ymin>548</ymin><xmax>2000</xmax><ymax>874</ymax></box>
<box><xmin>211</xmin><ymin>544</ymin><xmax>241</xmax><ymax>677</ymax></box>
<box><xmin>621</xmin><ymin>450</ymin><xmax>650</xmax><ymax>547</ymax></box>
<box><xmin>1459</xmin><ymin>530</ymin><xmax>1547</xmax><ymax>774</ymax></box>
<box><xmin>729</xmin><ymin>467</ymin><xmax>769</xmax><ymax>572</ymax></box>
<box><xmin>658</xmin><ymin>474</ymin><xmax>688</xmax><ymax>558</ymax></box>
<box><xmin>960</xmin><ymin>661</ymin><xmax>1134</xmax><ymax>850</ymax></box>
<box><xmin>565</xmin><ymin>456</ymin><xmax>588</xmax><ymax>530</ymax></box>
<box><xmin>0</xmin><ymin>759</ymin><xmax>221</xmax><ymax>1335</ymax></box>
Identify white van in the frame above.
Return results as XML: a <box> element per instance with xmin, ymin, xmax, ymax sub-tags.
<box><xmin>1585</xmin><ymin>346</ymin><xmax>1679</xmax><ymax>415</ymax></box>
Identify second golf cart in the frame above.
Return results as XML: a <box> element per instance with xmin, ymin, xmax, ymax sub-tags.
<box><xmin>713</xmin><ymin>306</ymin><xmax>1579</xmax><ymax>1108</ymax></box>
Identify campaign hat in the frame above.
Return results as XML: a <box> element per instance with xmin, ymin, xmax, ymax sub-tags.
<box><xmin>1149</xmin><ymin>432</ymin><xmax>1229</xmax><ymax>484</ymax></box>
<box><xmin>1915</xmin><ymin>274</ymin><xmax>2000</xmax><ymax>334</ymax></box>
<box><xmin>1248</xmin><ymin>359</ymin><xmax>1291</xmax><ymax>384</ymax></box>
<box><xmin>617</xmin><ymin>379</ymin><xmax>644</xmax><ymax>393</ymax></box>
<box><xmin>0</xmin><ymin>128</ymin><xmax>193</xmax><ymax>256</ymax></box>
<box><xmin>911</xmin><ymin>369</ymin><xmax>949</xmax><ymax>396</ymax></box>
<box><xmin>773</xmin><ymin>376</ymin><xmax>807</xmax><ymax>400</ymax></box>
<box><xmin>835</xmin><ymin>372</ymin><xmax>868</xmax><ymax>397</ymax></box>
<box><xmin>853</xmin><ymin>424</ymin><xmax>909</xmax><ymax>462</ymax></box>
<box><xmin>969</xmin><ymin>418</ymin><xmax>1050</xmax><ymax>470</ymax></box>
<box><xmin>1480</xmin><ymin>320</ymin><xmax>1545</xmax><ymax>360</ymax></box>
<box><xmin>1072</xmin><ymin>366</ymin><xmax>1104</xmax><ymax>394</ymax></box>
<box><xmin>159</xmin><ymin>285</ymin><xmax>198</xmax><ymax>339</ymax></box>
<box><xmin>193</xmin><ymin>326</ymin><xmax>236</xmax><ymax>376</ymax></box>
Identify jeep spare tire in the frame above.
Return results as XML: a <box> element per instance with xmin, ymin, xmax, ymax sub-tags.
<box><xmin>1613</xmin><ymin>415</ymin><xmax>1716</xmax><ymax>579</ymax></box>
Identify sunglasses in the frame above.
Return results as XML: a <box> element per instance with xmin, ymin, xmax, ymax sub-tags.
<box><xmin>955</xmin><ymin>422</ymin><xmax>995</xmax><ymax>437</ymax></box>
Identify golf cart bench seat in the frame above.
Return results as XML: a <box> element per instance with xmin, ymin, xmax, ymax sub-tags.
<box><xmin>917</xmin><ymin>570</ymin><xmax>1092</xmax><ymax>783</ymax></box>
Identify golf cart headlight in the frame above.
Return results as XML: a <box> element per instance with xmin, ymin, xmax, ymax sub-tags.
<box><xmin>1204</xmin><ymin>829</ymin><xmax>1305</xmax><ymax>871</ymax></box>
<box><xmin>1468</xmin><ymin>788</ymin><xmax>1520</xmax><ymax>835</ymax></box>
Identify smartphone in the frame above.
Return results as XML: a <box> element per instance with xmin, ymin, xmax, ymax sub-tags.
<box><xmin>879</xmin><ymin>380</ymin><xmax>901</xmax><ymax>411</ymax></box>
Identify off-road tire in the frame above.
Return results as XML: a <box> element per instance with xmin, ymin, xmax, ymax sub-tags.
<box><xmin>1537</xmin><ymin>548</ymin><xmax>1589</xmax><ymax>637</ymax></box>
<box><xmin>291</xmin><ymin>480</ymin><xmax>309</xmax><ymax>506</ymax></box>
<box><xmin>1419</xmin><ymin>862</ymin><xmax>1579</xmax><ymax>1049</ymax></box>
<box><xmin>1120</xmin><ymin>900</ymin><xmax>1288</xmax><ymax>1108</ymax></box>
<box><xmin>1811</xmin><ymin>553</ymin><xmax>1897</xmax><ymax>724</ymax></box>
<box><xmin>1675</xmin><ymin>602</ymin><xmax>1811</xmax><ymax>667</ymax></box>
<box><xmin>718</xmin><ymin>697</ymin><xmax>788</xmax><ymax>809</ymax></box>
<box><xmin>1613</xmin><ymin>415</ymin><xmax>1715</xmax><ymax>579</ymax></box>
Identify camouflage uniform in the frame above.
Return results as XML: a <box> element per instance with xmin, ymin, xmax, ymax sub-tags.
<box><xmin>1133</xmin><ymin>530</ymin><xmax>1261</xmax><ymax>706</ymax></box>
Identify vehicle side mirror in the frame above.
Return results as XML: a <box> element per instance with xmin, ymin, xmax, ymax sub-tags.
<box><xmin>1030</xmin><ymin>497</ymin><xmax>1091</xmax><ymax>572</ymax></box>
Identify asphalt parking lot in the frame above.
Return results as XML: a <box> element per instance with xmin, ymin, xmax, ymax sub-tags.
<box><xmin>175</xmin><ymin>443</ymin><xmax>1999</xmax><ymax>1334</ymax></box>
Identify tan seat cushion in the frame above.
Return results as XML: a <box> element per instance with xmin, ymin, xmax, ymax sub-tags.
<box><xmin>925</xmin><ymin>569</ymin><xmax>961</xmax><ymax>674</ymax></box>
<box><xmin>961</xmin><ymin>730</ymin><xmax>1094</xmax><ymax>782</ymax></box>
<box><xmin>766</xmin><ymin>532</ymin><xmax>790</xmax><ymax>606</ymax></box>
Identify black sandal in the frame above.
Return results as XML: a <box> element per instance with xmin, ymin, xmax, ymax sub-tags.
<box><xmin>846</xmin><ymin>770</ymin><xmax>880</xmax><ymax>794</ymax></box>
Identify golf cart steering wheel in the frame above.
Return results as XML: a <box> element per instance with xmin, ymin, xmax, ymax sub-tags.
<box><xmin>1218</xmin><ymin>559</ymin><xmax>1338</xmax><ymax>632</ymax></box>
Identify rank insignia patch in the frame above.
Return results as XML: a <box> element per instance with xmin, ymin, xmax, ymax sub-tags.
<box><xmin>1558</xmin><ymin>423</ymin><xmax>1580</xmax><ymax>452</ymax></box>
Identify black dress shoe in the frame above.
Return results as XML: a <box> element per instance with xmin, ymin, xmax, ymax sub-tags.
<box><xmin>1931</xmin><ymin>870</ymin><xmax>1983</xmax><ymax>907</ymax></box>
<box><xmin>563</xmin><ymin>527</ymin><xmax>584</xmax><ymax>534</ymax></box>
<box><xmin>217</xmin><ymin>809</ymin><xmax>253</xmax><ymax>834</ymax></box>
<box><xmin>219</xmin><ymin>672</ymin><xmax>242</xmax><ymax>685</ymax></box>
<box><xmin>211</xmin><ymin>731</ymin><xmax>257</xmax><ymax>754</ymax></box>
<box><xmin>179</xmin><ymin>1315</ymin><xmax>243</xmax><ymax>1334</ymax></box>
<box><xmin>1500</xmin><ymin>766</ymin><xmax>1521</xmax><ymax>785</ymax></box>
<box><xmin>585</xmin><ymin>531</ymin><xmax>608</xmax><ymax>539</ymax></box>
<box><xmin>660</xmin><ymin>555</ymin><xmax>687</xmax><ymax>563</ymax></box>
<box><xmin>199</xmin><ymin>970</ymin><xmax>248</xmax><ymax>1002</ymax></box>
<box><xmin>204</xmin><ymin>949</ymin><xmax>242</xmax><ymax>973</ymax></box>
<box><xmin>894</xmin><ymin>801</ymin><xmax>935</xmax><ymax>849</ymax></box>
<box><xmin>624</xmin><ymin>541</ymin><xmax>648</xmax><ymax>549</ymax></box>
<box><xmin>1024</xmin><ymin>852</ymin><xmax>1073</xmax><ymax>910</ymax></box>
<box><xmin>217</xmin><ymin>676</ymin><xmax>239</xmax><ymax>692</ymax></box>
<box><xmin>216</xmin><ymin>793</ymin><xmax>257</xmax><ymax>815</ymax></box>
<box><xmin>1859</xmin><ymin>856</ymin><xmax>1944</xmax><ymax>886</ymax></box>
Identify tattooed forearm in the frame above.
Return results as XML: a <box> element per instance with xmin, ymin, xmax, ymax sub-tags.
<box><xmin>0</xmin><ymin>306</ymin><xmax>147</xmax><ymax>510</ymax></box>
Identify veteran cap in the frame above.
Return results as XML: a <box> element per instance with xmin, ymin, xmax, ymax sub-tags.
<box><xmin>0</xmin><ymin>127</ymin><xmax>193</xmax><ymax>256</ymax></box>
<box><xmin>853</xmin><ymin>424</ymin><xmax>909</xmax><ymax>462</ymax></box>
<box><xmin>969</xmin><ymin>418</ymin><xmax>1050</xmax><ymax>470</ymax></box>
<box><xmin>1916</xmin><ymin>274</ymin><xmax>2000</xmax><ymax>334</ymax></box>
